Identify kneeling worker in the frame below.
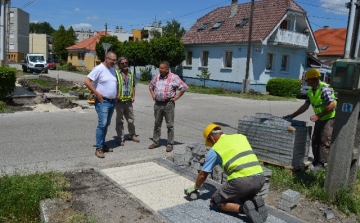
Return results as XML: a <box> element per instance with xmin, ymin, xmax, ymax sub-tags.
<box><xmin>185</xmin><ymin>124</ymin><xmax>267</xmax><ymax>223</ymax></box>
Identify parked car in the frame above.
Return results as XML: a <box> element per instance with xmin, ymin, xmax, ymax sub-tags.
<box><xmin>300</xmin><ymin>67</ymin><xmax>331</xmax><ymax>97</ymax></box>
<box><xmin>46</xmin><ymin>59</ymin><xmax>57</xmax><ymax>70</ymax></box>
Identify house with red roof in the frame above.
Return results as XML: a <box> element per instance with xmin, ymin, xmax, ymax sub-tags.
<box><xmin>181</xmin><ymin>0</ymin><xmax>318</xmax><ymax>92</ymax></box>
<box><xmin>66</xmin><ymin>31</ymin><xmax>113</xmax><ymax>71</ymax></box>
<box><xmin>313</xmin><ymin>27</ymin><xmax>346</xmax><ymax>66</ymax></box>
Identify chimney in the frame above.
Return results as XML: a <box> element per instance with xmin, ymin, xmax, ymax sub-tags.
<box><xmin>323</xmin><ymin>26</ymin><xmax>329</xmax><ymax>29</ymax></box>
<box><xmin>120</xmin><ymin>26</ymin><xmax>123</xmax><ymax>33</ymax></box>
<box><xmin>115</xmin><ymin>26</ymin><xmax>119</xmax><ymax>33</ymax></box>
<box><xmin>229</xmin><ymin>0</ymin><xmax>238</xmax><ymax>18</ymax></box>
<box><xmin>158</xmin><ymin>21</ymin><xmax>162</xmax><ymax>28</ymax></box>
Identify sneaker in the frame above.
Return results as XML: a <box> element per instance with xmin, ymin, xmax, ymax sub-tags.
<box><xmin>243</xmin><ymin>200</ymin><xmax>262</xmax><ymax>223</ymax></box>
<box><xmin>310</xmin><ymin>164</ymin><xmax>325</xmax><ymax>172</ymax></box>
<box><xmin>252</xmin><ymin>196</ymin><xmax>268</xmax><ymax>222</ymax></box>
<box><xmin>95</xmin><ymin>148</ymin><xmax>105</xmax><ymax>158</ymax></box>
<box><xmin>129</xmin><ymin>135</ymin><xmax>140</xmax><ymax>142</ymax></box>
<box><xmin>166</xmin><ymin>145</ymin><xmax>173</xmax><ymax>152</ymax></box>
<box><xmin>118</xmin><ymin>140</ymin><xmax>125</xmax><ymax>146</ymax></box>
<box><xmin>148</xmin><ymin>143</ymin><xmax>159</xmax><ymax>149</ymax></box>
<box><xmin>103</xmin><ymin>145</ymin><xmax>113</xmax><ymax>152</ymax></box>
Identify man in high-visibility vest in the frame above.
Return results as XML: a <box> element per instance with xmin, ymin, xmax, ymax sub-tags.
<box><xmin>115</xmin><ymin>57</ymin><xmax>139</xmax><ymax>146</ymax></box>
<box><xmin>284</xmin><ymin>68</ymin><xmax>336</xmax><ymax>172</ymax></box>
<box><xmin>185</xmin><ymin>124</ymin><xmax>267</xmax><ymax>223</ymax></box>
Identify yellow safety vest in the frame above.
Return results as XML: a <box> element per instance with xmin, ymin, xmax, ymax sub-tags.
<box><xmin>212</xmin><ymin>134</ymin><xmax>263</xmax><ymax>181</ymax></box>
<box><xmin>307</xmin><ymin>81</ymin><xmax>336</xmax><ymax>121</ymax></box>
<box><xmin>116</xmin><ymin>70</ymin><xmax>134</xmax><ymax>101</ymax></box>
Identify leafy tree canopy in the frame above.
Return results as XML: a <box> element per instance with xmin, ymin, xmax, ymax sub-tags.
<box><xmin>95</xmin><ymin>36</ymin><xmax>122</xmax><ymax>62</ymax></box>
<box><xmin>53</xmin><ymin>25</ymin><xmax>77</xmax><ymax>62</ymax></box>
<box><xmin>162</xmin><ymin>19</ymin><xmax>186</xmax><ymax>38</ymax></box>
<box><xmin>119</xmin><ymin>40</ymin><xmax>150</xmax><ymax>74</ymax></box>
<box><xmin>29</xmin><ymin>22</ymin><xmax>55</xmax><ymax>35</ymax></box>
<box><xmin>149</xmin><ymin>35</ymin><xmax>185</xmax><ymax>68</ymax></box>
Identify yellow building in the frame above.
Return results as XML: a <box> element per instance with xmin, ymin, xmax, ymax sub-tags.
<box><xmin>29</xmin><ymin>33</ymin><xmax>53</xmax><ymax>60</ymax></box>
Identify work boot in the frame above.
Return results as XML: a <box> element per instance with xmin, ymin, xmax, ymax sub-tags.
<box><xmin>95</xmin><ymin>148</ymin><xmax>105</xmax><ymax>158</ymax></box>
<box><xmin>103</xmin><ymin>145</ymin><xmax>113</xmax><ymax>152</ymax></box>
<box><xmin>166</xmin><ymin>145</ymin><xmax>173</xmax><ymax>152</ymax></box>
<box><xmin>252</xmin><ymin>196</ymin><xmax>268</xmax><ymax>222</ymax></box>
<box><xmin>243</xmin><ymin>200</ymin><xmax>262</xmax><ymax>223</ymax></box>
<box><xmin>129</xmin><ymin>135</ymin><xmax>140</xmax><ymax>142</ymax></box>
<box><xmin>148</xmin><ymin>143</ymin><xmax>159</xmax><ymax>149</ymax></box>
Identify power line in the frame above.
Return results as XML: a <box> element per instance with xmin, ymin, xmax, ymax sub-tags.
<box><xmin>308</xmin><ymin>15</ymin><xmax>345</xmax><ymax>20</ymax></box>
<box><xmin>295</xmin><ymin>0</ymin><xmax>348</xmax><ymax>14</ymax></box>
<box><xmin>20</xmin><ymin>0</ymin><xmax>36</xmax><ymax>10</ymax></box>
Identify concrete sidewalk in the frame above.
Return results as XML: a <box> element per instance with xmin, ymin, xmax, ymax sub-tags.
<box><xmin>101</xmin><ymin>158</ymin><xmax>307</xmax><ymax>223</ymax></box>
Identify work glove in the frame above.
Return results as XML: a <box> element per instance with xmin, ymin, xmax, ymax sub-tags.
<box><xmin>185</xmin><ymin>185</ymin><xmax>199</xmax><ymax>195</ymax></box>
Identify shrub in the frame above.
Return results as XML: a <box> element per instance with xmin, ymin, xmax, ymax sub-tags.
<box><xmin>140</xmin><ymin>67</ymin><xmax>152</xmax><ymax>81</ymax></box>
<box><xmin>266</xmin><ymin>78</ymin><xmax>301</xmax><ymax>97</ymax></box>
<box><xmin>0</xmin><ymin>67</ymin><xmax>16</xmax><ymax>99</ymax></box>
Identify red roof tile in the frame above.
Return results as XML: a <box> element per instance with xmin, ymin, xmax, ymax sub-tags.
<box><xmin>314</xmin><ymin>28</ymin><xmax>346</xmax><ymax>56</ymax></box>
<box><xmin>66</xmin><ymin>31</ymin><xmax>113</xmax><ymax>51</ymax></box>
<box><xmin>182</xmin><ymin>0</ymin><xmax>305</xmax><ymax>45</ymax></box>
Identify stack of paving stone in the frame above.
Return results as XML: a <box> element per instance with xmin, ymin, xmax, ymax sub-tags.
<box><xmin>238</xmin><ymin>113</ymin><xmax>311</xmax><ymax>169</ymax></box>
<box><xmin>173</xmin><ymin>142</ymin><xmax>272</xmax><ymax>199</ymax></box>
<box><xmin>278</xmin><ymin>189</ymin><xmax>301</xmax><ymax>211</ymax></box>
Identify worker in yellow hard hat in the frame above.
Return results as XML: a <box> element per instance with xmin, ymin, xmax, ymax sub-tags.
<box><xmin>284</xmin><ymin>68</ymin><xmax>337</xmax><ymax>172</ymax></box>
<box><xmin>185</xmin><ymin>124</ymin><xmax>267</xmax><ymax>223</ymax></box>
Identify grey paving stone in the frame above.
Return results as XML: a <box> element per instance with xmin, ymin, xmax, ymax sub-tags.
<box><xmin>166</xmin><ymin>213</ymin><xmax>196</xmax><ymax>223</ymax></box>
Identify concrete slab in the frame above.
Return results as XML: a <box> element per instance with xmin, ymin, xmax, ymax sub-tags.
<box><xmin>101</xmin><ymin>160</ymin><xmax>307</xmax><ymax>223</ymax></box>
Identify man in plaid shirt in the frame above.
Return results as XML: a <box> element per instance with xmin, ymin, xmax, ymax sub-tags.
<box><xmin>148</xmin><ymin>61</ymin><xmax>188</xmax><ymax>152</ymax></box>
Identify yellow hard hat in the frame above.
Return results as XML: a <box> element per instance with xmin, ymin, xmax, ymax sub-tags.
<box><xmin>305</xmin><ymin>69</ymin><xmax>321</xmax><ymax>80</ymax></box>
<box><xmin>203</xmin><ymin>123</ymin><xmax>222</xmax><ymax>146</ymax></box>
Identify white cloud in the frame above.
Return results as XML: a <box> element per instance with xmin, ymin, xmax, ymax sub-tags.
<box><xmin>166</xmin><ymin>11</ymin><xmax>171</xmax><ymax>14</ymax></box>
<box><xmin>320</xmin><ymin>0</ymin><xmax>348</xmax><ymax>14</ymax></box>
<box><xmin>86</xmin><ymin>15</ymin><xmax>99</xmax><ymax>20</ymax></box>
<box><xmin>71</xmin><ymin>23</ymin><xmax>93</xmax><ymax>30</ymax></box>
<box><xmin>31</xmin><ymin>20</ymin><xmax>39</xmax><ymax>23</ymax></box>
<box><xmin>75</xmin><ymin>7</ymin><xmax>80</xmax><ymax>12</ymax></box>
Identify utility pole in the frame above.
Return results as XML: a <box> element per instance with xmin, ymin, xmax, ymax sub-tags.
<box><xmin>105</xmin><ymin>23</ymin><xmax>107</xmax><ymax>36</ymax></box>
<box><xmin>243</xmin><ymin>0</ymin><xmax>254</xmax><ymax>93</ymax></box>
<box><xmin>0</xmin><ymin>0</ymin><xmax>6</xmax><ymax>66</ymax></box>
<box><xmin>344</xmin><ymin>0</ymin><xmax>356</xmax><ymax>59</ymax></box>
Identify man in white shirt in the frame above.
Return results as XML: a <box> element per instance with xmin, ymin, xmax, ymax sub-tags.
<box><xmin>84</xmin><ymin>51</ymin><xmax>117</xmax><ymax>158</ymax></box>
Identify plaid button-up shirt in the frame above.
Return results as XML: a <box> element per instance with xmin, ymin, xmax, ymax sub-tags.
<box><xmin>149</xmin><ymin>72</ymin><xmax>188</xmax><ymax>101</ymax></box>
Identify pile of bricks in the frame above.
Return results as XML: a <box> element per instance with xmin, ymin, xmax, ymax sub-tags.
<box><xmin>278</xmin><ymin>189</ymin><xmax>300</xmax><ymax>211</ymax></box>
<box><xmin>173</xmin><ymin>142</ymin><xmax>272</xmax><ymax>199</ymax></box>
<box><xmin>238</xmin><ymin>113</ymin><xmax>311</xmax><ymax>169</ymax></box>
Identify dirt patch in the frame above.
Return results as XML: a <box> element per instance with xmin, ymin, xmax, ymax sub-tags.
<box><xmin>265</xmin><ymin>189</ymin><xmax>359</xmax><ymax>223</ymax></box>
<box><xmin>64</xmin><ymin>169</ymin><xmax>166</xmax><ymax>223</ymax></box>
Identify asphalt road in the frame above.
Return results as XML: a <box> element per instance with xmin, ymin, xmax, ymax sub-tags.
<box><xmin>1</xmin><ymin>64</ymin><xmax>314</xmax><ymax>175</ymax></box>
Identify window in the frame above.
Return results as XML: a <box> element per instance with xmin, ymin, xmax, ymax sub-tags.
<box><xmin>9</xmin><ymin>43</ymin><xmax>14</xmax><ymax>50</ymax></box>
<box><xmin>236</xmin><ymin>18</ymin><xmax>249</xmax><ymax>28</ymax></box>
<box><xmin>186</xmin><ymin>51</ymin><xmax>192</xmax><ymax>65</ymax></box>
<box><xmin>9</xmin><ymin>12</ymin><xmax>14</xmax><ymax>17</ymax></box>
<box><xmin>198</xmin><ymin>23</ymin><xmax>209</xmax><ymax>31</ymax></box>
<box><xmin>201</xmin><ymin>51</ymin><xmax>209</xmax><ymax>67</ymax></box>
<box><xmin>9</xmin><ymin>23</ymin><xmax>14</xmax><ymax>29</ymax></box>
<box><xmin>266</xmin><ymin>53</ymin><xmax>275</xmax><ymax>71</ymax></box>
<box><xmin>280</xmin><ymin>20</ymin><xmax>289</xmax><ymax>30</ymax></box>
<box><xmin>281</xmin><ymin>54</ymin><xmax>290</xmax><ymax>72</ymax></box>
<box><xmin>212</xmin><ymin>21</ymin><xmax>223</xmax><ymax>29</ymax></box>
<box><xmin>9</xmin><ymin>33</ymin><xmax>14</xmax><ymax>38</ymax></box>
<box><xmin>320</xmin><ymin>45</ymin><xmax>329</xmax><ymax>51</ymax></box>
<box><xmin>224</xmin><ymin>51</ymin><xmax>232</xmax><ymax>68</ymax></box>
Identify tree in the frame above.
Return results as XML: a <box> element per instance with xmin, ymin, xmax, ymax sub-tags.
<box><xmin>149</xmin><ymin>36</ymin><xmax>185</xmax><ymax>68</ymax></box>
<box><xmin>95</xmin><ymin>36</ymin><xmax>121</xmax><ymax>62</ymax></box>
<box><xmin>29</xmin><ymin>22</ymin><xmax>55</xmax><ymax>35</ymax></box>
<box><xmin>53</xmin><ymin>25</ymin><xmax>77</xmax><ymax>62</ymax></box>
<box><xmin>196</xmin><ymin>69</ymin><xmax>211</xmax><ymax>87</ymax></box>
<box><xmin>149</xmin><ymin>28</ymin><xmax>162</xmax><ymax>39</ymax></box>
<box><xmin>162</xmin><ymin>19</ymin><xmax>186</xmax><ymax>38</ymax></box>
<box><xmin>119</xmin><ymin>40</ymin><xmax>150</xmax><ymax>74</ymax></box>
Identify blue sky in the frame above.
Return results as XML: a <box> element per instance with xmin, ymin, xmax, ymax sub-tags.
<box><xmin>12</xmin><ymin>0</ymin><xmax>349</xmax><ymax>33</ymax></box>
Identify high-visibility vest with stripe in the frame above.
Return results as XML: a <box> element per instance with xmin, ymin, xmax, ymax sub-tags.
<box><xmin>307</xmin><ymin>81</ymin><xmax>336</xmax><ymax>121</ymax></box>
<box><xmin>212</xmin><ymin>134</ymin><xmax>263</xmax><ymax>181</ymax></box>
<box><xmin>116</xmin><ymin>70</ymin><xmax>134</xmax><ymax>101</ymax></box>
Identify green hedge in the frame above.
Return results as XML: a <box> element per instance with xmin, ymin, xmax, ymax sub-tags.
<box><xmin>0</xmin><ymin>67</ymin><xmax>16</xmax><ymax>99</ymax></box>
<box><xmin>266</xmin><ymin>77</ymin><xmax>301</xmax><ymax>97</ymax></box>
